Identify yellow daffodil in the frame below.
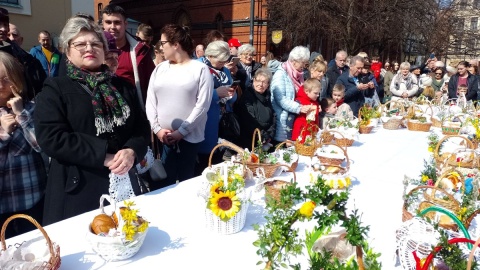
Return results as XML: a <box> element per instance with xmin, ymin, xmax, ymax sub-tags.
<box><xmin>345</xmin><ymin>177</ymin><xmax>351</xmax><ymax>186</ymax></box>
<box><xmin>338</xmin><ymin>180</ymin><xmax>344</xmax><ymax>189</ymax></box>
<box><xmin>427</xmin><ymin>146</ymin><xmax>433</xmax><ymax>152</ymax></box>
<box><xmin>421</xmin><ymin>175</ymin><xmax>428</xmax><ymax>182</ymax></box>
<box><xmin>299</xmin><ymin>201</ymin><xmax>316</xmax><ymax>218</ymax></box>
<box><xmin>209</xmin><ymin>190</ymin><xmax>241</xmax><ymax>221</ymax></box>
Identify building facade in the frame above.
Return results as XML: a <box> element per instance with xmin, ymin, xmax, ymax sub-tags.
<box><xmin>94</xmin><ymin>0</ymin><xmax>270</xmax><ymax>60</ymax></box>
<box><xmin>2</xmin><ymin>0</ymin><xmax>94</xmax><ymax>50</ymax></box>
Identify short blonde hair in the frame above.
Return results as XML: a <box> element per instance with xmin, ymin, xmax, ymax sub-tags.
<box><xmin>303</xmin><ymin>78</ymin><xmax>321</xmax><ymax>92</ymax></box>
<box><xmin>0</xmin><ymin>51</ymin><xmax>25</xmax><ymax>96</ymax></box>
<box><xmin>332</xmin><ymin>84</ymin><xmax>345</xmax><ymax>95</ymax></box>
<box><xmin>309</xmin><ymin>60</ymin><xmax>326</xmax><ymax>73</ymax></box>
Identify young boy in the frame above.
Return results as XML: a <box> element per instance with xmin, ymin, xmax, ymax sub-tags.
<box><xmin>320</xmin><ymin>98</ymin><xmax>337</xmax><ymax>129</ymax></box>
<box><xmin>291</xmin><ymin>79</ymin><xmax>321</xmax><ymax>142</ymax></box>
<box><xmin>332</xmin><ymin>84</ymin><xmax>354</xmax><ymax>120</ymax></box>
<box><xmin>457</xmin><ymin>84</ymin><xmax>467</xmax><ymax>108</ymax></box>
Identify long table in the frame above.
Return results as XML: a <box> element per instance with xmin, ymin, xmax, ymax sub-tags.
<box><xmin>5</xmin><ymin>126</ymin><xmax>431</xmax><ymax>269</ymax></box>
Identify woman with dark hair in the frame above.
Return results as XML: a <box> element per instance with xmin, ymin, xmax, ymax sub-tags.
<box><xmin>447</xmin><ymin>61</ymin><xmax>478</xmax><ymax>100</ymax></box>
<box><xmin>146</xmin><ymin>24</ymin><xmax>213</xmax><ymax>188</ymax></box>
<box><xmin>35</xmin><ymin>17</ymin><xmax>150</xmax><ymax>225</ymax></box>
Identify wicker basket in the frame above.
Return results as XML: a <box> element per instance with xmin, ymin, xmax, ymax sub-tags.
<box><xmin>293</xmin><ymin>124</ymin><xmax>319</xmax><ymax>156</ymax></box>
<box><xmin>358</xmin><ymin>125</ymin><xmax>374</xmax><ymax>134</ymax></box>
<box><xmin>380</xmin><ymin>100</ymin><xmax>406</xmax><ymax>130</ymax></box>
<box><xmin>317</xmin><ymin>143</ymin><xmax>350</xmax><ymax>176</ymax></box>
<box><xmin>264</xmin><ymin>170</ymin><xmax>297</xmax><ymax>203</ymax></box>
<box><xmin>406</xmin><ymin>120</ymin><xmax>432</xmax><ymax>132</ymax></box>
<box><xmin>1</xmin><ymin>214</ymin><xmax>61</xmax><ymax>270</ymax></box>
<box><xmin>316</xmin><ymin>142</ymin><xmax>347</xmax><ymax>167</ymax></box>
<box><xmin>406</xmin><ymin>104</ymin><xmax>433</xmax><ymax>132</ymax></box>
<box><xmin>320</xmin><ymin>131</ymin><xmax>334</xmax><ymax>144</ymax></box>
<box><xmin>274</xmin><ymin>141</ymin><xmax>299</xmax><ymax>171</ymax></box>
<box><xmin>204</xmin><ymin>199</ymin><xmax>249</xmax><ymax>234</ymax></box>
<box><xmin>86</xmin><ymin>195</ymin><xmax>148</xmax><ymax>261</ymax></box>
<box><xmin>326</xmin><ymin>130</ymin><xmax>355</xmax><ymax>147</ymax></box>
<box><xmin>431</xmin><ymin>117</ymin><xmax>442</xmax><ymax>128</ymax></box>
<box><xmin>441</xmin><ymin>125</ymin><xmax>461</xmax><ymax>135</ymax></box>
<box><xmin>433</xmin><ymin>135</ymin><xmax>475</xmax><ymax>168</ymax></box>
<box><xmin>383</xmin><ymin>118</ymin><xmax>404</xmax><ymax>130</ymax></box>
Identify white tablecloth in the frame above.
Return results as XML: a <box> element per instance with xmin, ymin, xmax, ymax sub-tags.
<box><xmin>5</xmin><ymin>126</ymin><xmax>431</xmax><ymax>269</ymax></box>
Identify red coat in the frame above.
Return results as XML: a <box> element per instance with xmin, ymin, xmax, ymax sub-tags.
<box><xmin>291</xmin><ymin>86</ymin><xmax>320</xmax><ymax>142</ymax></box>
<box><xmin>371</xmin><ymin>62</ymin><xmax>382</xmax><ymax>83</ymax></box>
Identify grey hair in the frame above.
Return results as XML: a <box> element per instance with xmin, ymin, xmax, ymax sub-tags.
<box><xmin>288</xmin><ymin>46</ymin><xmax>310</xmax><ymax>62</ymax></box>
<box><xmin>336</xmin><ymin>50</ymin><xmax>347</xmax><ymax>60</ymax></box>
<box><xmin>60</xmin><ymin>16</ymin><xmax>108</xmax><ymax>54</ymax></box>
<box><xmin>205</xmin><ymin>41</ymin><xmax>230</xmax><ymax>62</ymax></box>
<box><xmin>349</xmin><ymin>55</ymin><xmax>364</xmax><ymax>66</ymax></box>
<box><xmin>400</xmin><ymin>61</ymin><xmax>410</xmax><ymax>70</ymax></box>
<box><xmin>238</xmin><ymin>44</ymin><xmax>256</xmax><ymax>55</ymax></box>
<box><xmin>254</xmin><ymin>68</ymin><xmax>272</xmax><ymax>82</ymax></box>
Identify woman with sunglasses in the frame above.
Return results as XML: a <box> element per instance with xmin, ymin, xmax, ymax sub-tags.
<box><xmin>431</xmin><ymin>67</ymin><xmax>446</xmax><ymax>92</ymax></box>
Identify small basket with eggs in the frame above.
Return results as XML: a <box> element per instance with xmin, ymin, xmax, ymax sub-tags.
<box><xmin>311</xmin><ymin>143</ymin><xmax>351</xmax><ymax>190</ymax></box>
<box><xmin>87</xmin><ymin>195</ymin><xmax>149</xmax><ymax>261</ymax></box>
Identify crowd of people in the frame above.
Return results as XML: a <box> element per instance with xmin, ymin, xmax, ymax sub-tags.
<box><xmin>0</xmin><ymin>3</ymin><xmax>479</xmax><ymax>239</ymax></box>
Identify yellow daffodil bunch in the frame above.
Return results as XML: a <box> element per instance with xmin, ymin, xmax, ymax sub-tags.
<box><xmin>120</xmin><ymin>201</ymin><xmax>148</xmax><ymax>241</ymax></box>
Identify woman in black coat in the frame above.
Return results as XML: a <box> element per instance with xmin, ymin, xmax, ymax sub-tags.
<box><xmin>34</xmin><ymin>17</ymin><xmax>150</xmax><ymax>225</ymax></box>
<box><xmin>235</xmin><ymin>68</ymin><xmax>276</xmax><ymax>149</ymax></box>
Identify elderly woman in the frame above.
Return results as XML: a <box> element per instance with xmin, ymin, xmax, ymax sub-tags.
<box><xmin>235</xmin><ymin>68</ymin><xmax>275</xmax><ymax>149</ymax></box>
<box><xmin>448</xmin><ymin>61</ymin><xmax>478</xmax><ymax>100</ymax></box>
<box><xmin>270</xmin><ymin>45</ymin><xmax>312</xmax><ymax>143</ymax></box>
<box><xmin>389</xmin><ymin>62</ymin><xmax>419</xmax><ymax>101</ymax></box>
<box><xmin>34</xmin><ymin>17</ymin><xmax>150</xmax><ymax>225</ymax></box>
<box><xmin>0</xmin><ymin>51</ymin><xmax>46</xmax><ymax>238</ymax></box>
<box><xmin>234</xmin><ymin>44</ymin><xmax>262</xmax><ymax>92</ymax></box>
<box><xmin>146</xmin><ymin>24</ymin><xmax>213</xmax><ymax>187</ymax></box>
<box><xmin>194</xmin><ymin>40</ymin><xmax>236</xmax><ymax>174</ymax></box>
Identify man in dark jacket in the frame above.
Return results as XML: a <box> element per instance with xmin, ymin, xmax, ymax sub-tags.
<box><xmin>0</xmin><ymin>8</ymin><xmax>46</xmax><ymax>100</ymax></box>
<box><xmin>336</xmin><ymin>56</ymin><xmax>375</xmax><ymax>116</ymax></box>
<box><xmin>326</xmin><ymin>50</ymin><xmax>349</xmax><ymax>98</ymax></box>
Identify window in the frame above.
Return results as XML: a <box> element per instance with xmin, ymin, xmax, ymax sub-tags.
<box><xmin>98</xmin><ymin>3</ymin><xmax>103</xmax><ymax>21</ymax></box>
<box><xmin>472</xmin><ymin>17</ymin><xmax>478</xmax><ymax>30</ymax></box>
<box><xmin>460</xmin><ymin>0</ymin><xmax>467</xmax><ymax>8</ymax></box>
<box><xmin>0</xmin><ymin>0</ymin><xmax>19</xmax><ymax>4</ymax></box>
<box><xmin>215</xmin><ymin>13</ymin><xmax>224</xmax><ymax>32</ymax></box>
<box><xmin>457</xmin><ymin>18</ymin><xmax>465</xmax><ymax>30</ymax></box>
<box><xmin>475</xmin><ymin>0</ymin><xmax>480</xmax><ymax>9</ymax></box>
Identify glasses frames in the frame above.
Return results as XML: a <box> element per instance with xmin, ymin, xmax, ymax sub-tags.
<box><xmin>159</xmin><ymin>41</ymin><xmax>170</xmax><ymax>46</ymax></box>
<box><xmin>71</xmin><ymin>41</ymin><xmax>103</xmax><ymax>52</ymax></box>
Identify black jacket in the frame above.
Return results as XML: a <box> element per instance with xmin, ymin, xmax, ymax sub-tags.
<box><xmin>325</xmin><ymin>65</ymin><xmax>349</xmax><ymax>98</ymax></box>
<box><xmin>234</xmin><ymin>61</ymin><xmax>262</xmax><ymax>92</ymax></box>
<box><xmin>234</xmin><ymin>85</ymin><xmax>276</xmax><ymax>149</ymax></box>
<box><xmin>34</xmin><ymin>76</ymin><xmax>150</xmax><ymax>225</ymax></box>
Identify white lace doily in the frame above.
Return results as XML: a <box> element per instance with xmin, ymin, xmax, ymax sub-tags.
<box><xmin>109</xmin><ymin>173</ymin><xmax>135</xmax><ymax>202</ymax></box>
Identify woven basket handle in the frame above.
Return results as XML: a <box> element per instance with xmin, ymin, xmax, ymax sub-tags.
<box><xmin>420</xmin><ymin>238</ymin><xmax>477</xmax><ymax>270</ymax></box>
<box><xmin>381</xmin><ymin>100</ymin><xmax>405</xmax><ymax>116</ymax></box>
<box><xmin>434</xmin><ymin>134</ymin><xmax>474</xmax><ymax>160</ymax></box>
<box><xmin>323</xmin><ymin>129</ymin><xmax>345</xmax><ymax>140</ymax></box>
<box><xmin>317</xmin><ymin>142</ymin><xmax>350</xmax><ymax>171</ymax></box>
<box><xmin>274</xmin><ymin>140</ymin><xmax>294</xmax><ymax>151</ymax></box>
<box><xmin>1</xmin><ymin>214</ymin><xmax>55</xmax><ymax>258</ymax></box>
<box><xmin>209</xmin><ymin>140</ymin><xmax>245</xmax><ymax>167</ymax></box>
<box><xmin>467</xmin><ymin>235</ymin><xmax>480</xmax><ymax>270</ymax></box>
<box><xmin>251</xmin><ymin>128</ymin><xmax>262</xmax><ymax>151</ymax></box>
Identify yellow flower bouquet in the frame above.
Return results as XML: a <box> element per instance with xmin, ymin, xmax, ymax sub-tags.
<box><xmin>86</xmin><ymin>195</ymin><xmax>149</xmax><ymax>261</ymax></box>
<box><xmin>200</xmin><ymin>162</ymin><xmax>250</xmax><ymax>234</ymax></box>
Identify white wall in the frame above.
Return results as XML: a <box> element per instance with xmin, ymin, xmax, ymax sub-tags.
<box><xmin>71</xmin><ymin>0</ymin><xmax>94</xmax><ymax>18</ymax></box>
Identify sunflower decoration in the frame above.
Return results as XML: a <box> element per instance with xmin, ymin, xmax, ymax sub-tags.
<box><xmin>203</xmin><ymin>163</ymin><xmax>246</xmax><ymax>221</ymax></box>
<box><xmin>208</xmin><ymin>190</ymin><xmax>242</xmax><ymax>221</ymax></box>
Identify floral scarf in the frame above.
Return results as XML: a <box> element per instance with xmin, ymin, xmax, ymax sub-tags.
<box><xmin>282</xmin><ymin>60</ymin><xmax>304</xmax><ymax>92</ymax></box>
<box><xmin>66</xmin><ymin>62</ymin><xmax>130</xmax><ymax>135</ymax></box>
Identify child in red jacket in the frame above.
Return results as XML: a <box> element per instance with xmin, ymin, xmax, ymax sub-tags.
<box><xmin>291</xmin><ymin>79</ymin><xmax>321</xmax><ymax>143</ymax></box>
<box><xmin>370</xmin><ymin>56</ymin><xmax>382</xmax><ymax>83</ymax></box>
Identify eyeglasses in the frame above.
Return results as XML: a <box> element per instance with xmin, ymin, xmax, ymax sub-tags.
<box><xmin>435</xmin><ymin>73</ymin><xmax>443</xmax><ymax>75</ymax></box>
<box><xmin>71</xmin><ymin>41</ymin><xmax>103</xmax><ymax>52</ymax></box>
<box><xmin>159</xmin><ymin>41</ymin><xmax>170</xmax><ymax>46</ymax></box>
<box><xmin>254</xmin><ymin>79</ymin><xmax>269</xmax><ymax>85</ymax></box>
<box><xmin>242</xmin><ymin>53</ymin><xmax>256</xmax><ymax>58</ymax></box>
